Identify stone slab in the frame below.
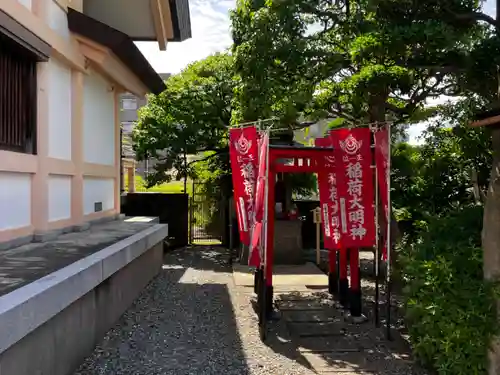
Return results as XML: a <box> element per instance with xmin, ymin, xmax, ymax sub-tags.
<box><xmin>0</xmin><ymin>222</ymin><xmax>168</xmax><ymax>355</ymax></box>
<box><xmin>299</xmin><ymin>347</ymin><xmax>418</xmax><ymax>374</ymax></box>
<box><xmin>0</xmin><ymin>219</ymin><xmax>159</xmax><ymax>297</ymax></box>
<box><xmin>289</xmin><ymin>322</ymin><xmax>346</xmax><ymax>337</ymax></box>
<box><xmin>233</xmin><ymin>262</ymin><xmax>327</xmax><ymax>288</ymax></box>
<box><xmin>296</xmin><ymin>336</ymin><xmax>366</xmax><ymax>352</ymax></box>
<box><xmin>277</xmin><ymin>300</ymin><xmax>334</xmax><ymax>311</ymax></box>
<box><xmin>281</xmin><ymin>309</ymin><xmax>341</xmax><ymax>323</ymax></box>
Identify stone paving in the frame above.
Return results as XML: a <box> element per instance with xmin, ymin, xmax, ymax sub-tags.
<box><xmin>256</xmin><ymin>250</ymin><xmax>427</xmax><ymax>375</ymax></box>
<box><xmin>73</xmin><ymin>246</ymin><xmax>426</xmax><ymax>374</ymax></box>
<box><xmin>0</xmin><ymin>218</ymin><xmax>157</xmax><ymax>296</ymax></box>
<box><xmin>273</xmin><ymin>291</ymin><xmax>425</xmax><ymax>374</ymax></box>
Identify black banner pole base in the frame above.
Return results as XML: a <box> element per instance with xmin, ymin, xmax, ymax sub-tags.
<box><xmin>259</xmin><ymin>280</ymin><xmax>267</xmax><ymax>341</ymax></box>
<box><xmin>265</xmin><ymin>285</ymin><xmax>274</xmax><ymax>320</ymax></box>
<box><xmin>349</xmin><ymin>289</ymin><xmax>366</xmax><ymax>320</ymax></box>
<box><xmin>328</xmin><ymin>272</ymin><xmax>338</xmax><ymax>296</ymax></box>
<box><xmin>339</xmin><ymin>278</ymin><xmax>349</xmax><ymax>308</ymax></box>
<box><xmin>254</xmin><ymin>268</ymin><xmax>261</xmax><ymax>295</ymax></box>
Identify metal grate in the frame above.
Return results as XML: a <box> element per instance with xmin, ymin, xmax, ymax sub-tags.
<box><xmin>189</xmin><ymin>181</ymin><xmax>224</xmax><ymax>245</ymax></box>
<box><xmin>0</xmin><ymin>40</ymin><xmax>37</xmax><ymax>154</ymax></box>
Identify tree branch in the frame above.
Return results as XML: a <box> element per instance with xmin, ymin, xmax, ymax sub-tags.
<box><xmin>453</xmin><ymin>11</ymin><xmax>500</xmax><ymax>30</ymax></box>
<box><xmin>186</xmin><ymin>147</ymin><xmax>228</xmax><ymax>167</ymax></box>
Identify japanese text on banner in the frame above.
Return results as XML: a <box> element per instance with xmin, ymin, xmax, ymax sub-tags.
<box><xmin>248</xmin><ymin>133</ymin><xmax>269</xmax><ymax>267</ymax></box>
<box><xmin>229</xmin><ymin>126</ymin><xmax>258</xmax><ymax>246</ymax></box>
<box><xmin>330</xmin><ymin>128</ymin><xmax>376</xmax><ymax>248</ymax></box>
<box><xmin>315</xmin><ymin>137</ymin><xmax>341</xmax><ymax>249</ymax></box>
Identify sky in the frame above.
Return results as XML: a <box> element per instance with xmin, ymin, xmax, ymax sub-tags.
<box><xmin>135</xmin><ymin>0</ymin><xmax>497</xmax><ymax>144</ymax></box>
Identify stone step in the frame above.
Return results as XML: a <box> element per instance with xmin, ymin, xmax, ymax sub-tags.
<box><xmin>288</xmin><ymin>322</ymin><xmax>348</xmax><ymax>337</ymax></box>
<box><xmin>296</xmin><ymin>336</ymin><xmax>365</xmax><ymax>352</ymax></box>
<box><xmin>298</xmin><ymin>346</ymin><xmax>419</xmax><ymax>374</ymax></box>
<box><xmin>277</xmin><ymin>299</ymin><xmax>335</xmax><ymax>311</ymax></box>
<box><xmin>281</xmin><ymin>309</ymin><xmax>342</xmax><ymax>323</ymax></box>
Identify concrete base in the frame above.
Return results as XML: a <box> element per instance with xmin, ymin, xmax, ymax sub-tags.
<box><xmin>274</xmin><ymin>220</ymin><xmax>303</xmax><ymax>265</ymax></box>
<box><xmin>233</xmin><ymin>262</ymin><xmax>328</xmax><ymax>291</ymax></box>
<box><xmin>0</xmin><ymin>225</ymin><xmax>167</xmax><ymax>375</ymax></box>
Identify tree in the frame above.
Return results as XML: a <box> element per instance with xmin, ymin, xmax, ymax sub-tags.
<box><xmin>231</xmin><ymin>0</ymin><xmax>480</xmax><ymax>125</ymax></box>
<box><xmin>133</xmin><ymin>53</ymin><xmax>235</xmax><ymax>186</ymax></box>
<box><xmin>230</xmin><ymin>0</ymin><xmax>483</xmax><ymax>253</ymax></box>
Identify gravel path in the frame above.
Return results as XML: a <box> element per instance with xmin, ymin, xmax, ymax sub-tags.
<box><xmin>74</xmin><ymin>247</ymin><xmax>316</xmax><ymax>375</ymax></box>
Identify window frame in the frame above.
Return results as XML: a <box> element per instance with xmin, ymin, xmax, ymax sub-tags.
<box><xmin>121</xmin><ymin>97</ymin><xmax>138</xmax><ymax>111</ymax></box>
<box><xmin>0</xmin><ymin>37</ymin><xmax>38</xmax><ymax>155</ymax></box>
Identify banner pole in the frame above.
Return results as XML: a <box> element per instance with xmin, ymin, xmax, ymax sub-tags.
<box><xmin>229</xmin><ymin>195</ymin><xmax>233</xmax><ymax>266</ymax></box>
<box><xmin>260</xmin><ymin>130</ymin><xmax>270</xmax><ymax>341</ymax></box>
<box><xmin>385</xmin><ymin>124</ymin><xmax>392</xmax><ymax>340</ymax></box>
<box><xmin>373</xmin><ymin>127</ymin><xmax>380</xmax><ymax>327</ymax></box>
<box><xmin>316</xmin><ymin>216</ymin><xmax>321</xmax><ymax>265</ymax></box>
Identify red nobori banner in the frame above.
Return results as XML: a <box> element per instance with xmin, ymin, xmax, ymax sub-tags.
<box><xmin>248</xmin><ymin>132</ymin><xmax>269</xmax><ymax>267</ymax></box>
<box><xmin>315</xmin><ymin>137</ymin><xmax>342</xmax><ymax>249</ymax></box>
<box><xmin>229</xmin><ymin>126</ymin><xmax>258</xmax><ymax>246</ymax></box>
<box><xmin>330</xmin><ymin>127</ymin><xmax>376</xmax><ymax>248</ymax></box>
<box><xmin>374</xmin><ymin>126</ymin><xmax>390</xmax><ymax>259</ymax></box>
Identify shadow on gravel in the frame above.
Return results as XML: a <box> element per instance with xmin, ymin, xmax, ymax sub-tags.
<box><xmin>75</xmin><ymin>246</ymin><xmax>249</xmax><ymax>375</ymax></box>
<box><xmin>173</xmin><ymin>245</ymin><xmax>233</xmax><ymax>273</ymax></box>
<box><xmin>256</xmin><ymin>289</ymin><xmax>426</xmax><ymax>375</ymax></box>
<box><xmin>248</xmin><ymin>252</ymin><xmax>427</xmax><ymax>375</ymax></box>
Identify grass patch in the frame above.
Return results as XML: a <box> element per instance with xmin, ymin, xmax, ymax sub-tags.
<box><xmin>125</xmin><ymin>175</ymin><xmax>191</xmax><ymax>194</ymax></box>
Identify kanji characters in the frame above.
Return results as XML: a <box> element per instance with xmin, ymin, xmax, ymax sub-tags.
<box><xmin>347</xmin><ymin>179</ymin><xmax>362</xmax><ymax>196</ymax></box>
<box><xmin>350</xmin><ymin>223</ymin><xmax>367</xmax><ymax>240</ymax></box>
<box><xmin>329</xmin><ymin>185</ymin><xmax>338</xmax><ymax>201</ymax></box>
<box><xmin>349</xmin><ymin>194</ymin><xmax>363</xmax><ymax>210</ymax></box>
<box><xmin>328</xmin><ymin>173</ymin><xmax>336</xmax><ymax>185</ymax></box>
<box><xmin>322</xmin><ymin>203</ymin><xmax>331</xmax><ymax>237</ymax></box>
<box><xmin>346</xmin><ymin>162</ymin><xmax>363</xmax><ymax>180</ymax></box>
<box><xmin>341</xmin><ymin>136</ymin><xmax>368</xmax><ymax>245</ymax></box>
<box><xmin>240</xmin><ymin>163</ymin><xmax>255</xmax><ymax>180</ymax></box>
<box><xmin>348</xmin><ymin>209</ymin><xmax>365</xmax><ymax>225</ymax></box>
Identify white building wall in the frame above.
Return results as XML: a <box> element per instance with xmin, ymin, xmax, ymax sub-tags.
<box><xmin>47</xmin><ymin>0</ymin><xmax>70</xmax><ymax>40</ymax></box>
<box><xmin>47</xmin><ymin>59</ymin><xmax>72</xmax><ymax>160</ymax></box>
<box><xmin>48</xmin><ymin>175</ymin><xmax>71</xmax><ymax>221</ymax></box>
<box><xmin>0</xmin><ymin>173</ymin><xmax>31</xmax><ymax>230</ymax></box>
<box><xmin>83</xmin><ymin>71</ymin><xmax>116</xmax><ymax>166</ymax></box>
<box><xmin>17</xmin><ymin>0</ymin><xmax>32</xmax><ymax>10</ymax></box>
<box><xmin>83</xmin><ymin>178</ymin><xmax>114</xmax><ymax>215</ymax></box>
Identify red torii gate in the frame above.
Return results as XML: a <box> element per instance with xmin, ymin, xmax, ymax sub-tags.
<box><xmin>230</xmin><ymin>124</ymin><xmax>392</xmax><ymax>342</ymax></box>
<box><xmin>256</xmin><ymin>144</ymin><xmax>338</xmax><ymax>339</ymax></box>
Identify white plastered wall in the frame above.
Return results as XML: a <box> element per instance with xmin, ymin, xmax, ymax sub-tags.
<box><xmin>82</xmin><ymin>70</ymin><xmax>116</xmax><ymax>166</ymax></box>
<box><xmin>47</xmin><ymin>0</ymin><xmax>70</xmax><ymax>40</ymax></box>
<box><xmin>48</xmin><ymin>175</ymin><xmax>71</xmax><ymax>221</ymax></box>
<box><xmin>82</xmin><ymin>178</ymin><xmax>114</xmax><ymax>215</ymax></box>
<box><xmin>47</xmin><ymin>59</ymin><xmax>72</xmax><ymax>160</ymax></box>
<box><xmin>0</xmin><ymin>173</ymin><xmax>32</xmax><ymax>230</ymax></box>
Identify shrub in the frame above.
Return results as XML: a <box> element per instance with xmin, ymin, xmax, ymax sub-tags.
<box><xmin>400</xmin><ymin>205</ymin><xmax>499</xmax><ymax>374</ymax></box>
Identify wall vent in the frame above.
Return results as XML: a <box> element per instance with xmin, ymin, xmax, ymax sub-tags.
<box><xmin>94</xmin><ymin>202</ymin><xmax>103</xmax><ymax>212</ymax></box>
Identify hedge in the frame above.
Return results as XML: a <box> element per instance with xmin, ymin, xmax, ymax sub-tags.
<box><xmin>400</xmin><ymin>205</ymin><xmax>499</xmax><ymax>374</ymax></box>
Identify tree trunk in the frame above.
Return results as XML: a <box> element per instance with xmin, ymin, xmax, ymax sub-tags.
<box><xmin>483</xmin><ymin>127</ymin><xmax>500</xmax><ymax>375</ymax></box>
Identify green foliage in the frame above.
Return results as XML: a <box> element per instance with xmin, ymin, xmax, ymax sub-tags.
<box><xmin>133</xmin><ymin>53</ymin><xmax>235</xmax><ymax>186</ymax></box>
<box><xmin>230</xmin><ymin>0</ymin><xmax>481</xmax><ymax>128</ymax></box>
<box><xmin>391</xmin><ymin>98</ymin><xmax>491</xmax><ymax>238</ymax></box>
<box><xmin>400</xmin><ymin>205</ymin><xmax>499</xmax><ymax>374</ymax></box>
<box><xmin>190</xmin><ymin>152</ymin><xmax>231</xmax><ymax>237</ymax></box>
